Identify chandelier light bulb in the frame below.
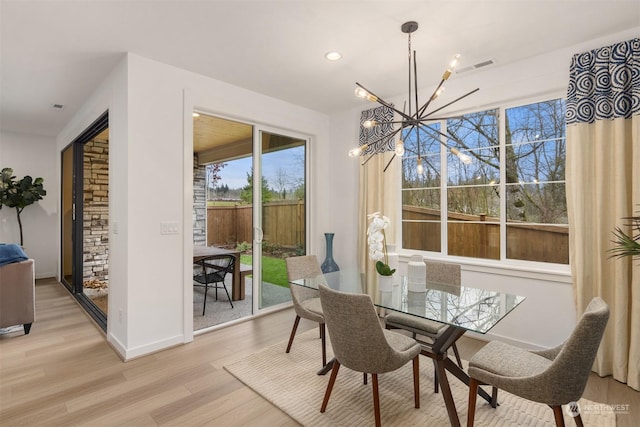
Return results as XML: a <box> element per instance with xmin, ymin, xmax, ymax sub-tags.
<box><xmin>416</xmin><ymin>158</ymin><xmax>424</xmax><ymax>175</ymax></box>
<box><xmin>354</xmin><ymin>86</ymin><xmax>378</xmax><ymax>102</ymax></box>
<box><xmin>348</xmin><ymin>147</ymin><xmax>362</xmax><ymax>157</ymax></box>
<box><xmin>451</xmin><ymin>147</ymin><xmax>473</xmax><ymax>165</ymax></box>
<box><xmin>431</xmin><ymin>86</ymin><xmax>445</xmax><ymax>101</ymax></box>
<box><xmin>449</xmin><ymin>54</ymin><xmax>461</xmax><ymax>70</ymax></box>
<box><xmin>362</xmin><ymin>120</ymin><xmax>378</xmax><ymax>128</ymax></box>
<box><xmin>442</xmin><ymin>54</ymin><xmax>461</xmax><ymax>80</ymax></box>
<box><xmin>395</xmin><ymin>140</ymin><xmax>405</xmax><ymax>156</ymax></box>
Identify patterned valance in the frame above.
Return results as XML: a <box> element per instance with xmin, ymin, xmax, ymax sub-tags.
<box><xmin>359</xmin><ymin>105</ymin><xmax>394</xmax><ymax>155</ymax></box>
<box><xmin>566</xmin><ymin>38</ymin><xmax>639</xmax><ymax>125</ymax></box>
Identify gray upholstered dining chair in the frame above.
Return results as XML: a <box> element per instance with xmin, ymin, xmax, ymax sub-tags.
<box><xmin>285</xmin><ymin>255</ymin><xmax>327</xmax><ymax>367</ymax></box>
<box><xmin>384</xmin><ymin>260</ymin><xmax>463</xmax><ymax>392</ymax></box>
<box><xmin>467</xmin><ymin>297</ymin><xmax>610</xmax><ymax>427</ymax></box>
<box><xmin>318</xmin><ymin>284</ymin><xmax>421</xmax><ymax>427</ymax></box>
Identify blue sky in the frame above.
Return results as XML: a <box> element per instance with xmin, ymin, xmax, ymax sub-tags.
<box><xmin>216</xmin><ymin>147</ymin><xmax>304</xmax><ymax>190</ymax></box>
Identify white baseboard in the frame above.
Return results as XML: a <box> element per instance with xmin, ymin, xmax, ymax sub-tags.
<box><xmin>465</xmin><ymin>330</ymin><xmax>547</xmax><ymax>351</ymax></box>
<box><xmin>108</xmin><ymin>333</ymin><xmax>186</xmax><ymax>361</ymax></box>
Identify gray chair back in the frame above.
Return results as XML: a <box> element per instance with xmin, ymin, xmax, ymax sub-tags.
<box><xmin>538</xmin><ymin>297</ymin><xmax>609</xmax><ymax>403</ymax></box>
<box><xmin>425</xmin><ymin>261</ymin><xmax>461</xmax><ymax>295</ymax></box>
<box><xmin>285</xmin><ymin>255</ymin><xmax>325</xmax><ymax>311</ymax></box>
<box><xmin>319</xmin><ymin>284</ymin><xmax>417</xmax><ymax>374</ymax></box>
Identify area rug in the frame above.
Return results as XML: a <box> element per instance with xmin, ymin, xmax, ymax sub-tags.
<box><xmin>224</xmin><ymin>330</ymin><xmax>616</xmax><ymax>426</ymax></box>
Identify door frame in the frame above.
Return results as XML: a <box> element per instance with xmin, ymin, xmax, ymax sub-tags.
<box><xmin>60</xmin><ymin>111</ymin><xmax>109</xmax><ymax>331</ymax></box>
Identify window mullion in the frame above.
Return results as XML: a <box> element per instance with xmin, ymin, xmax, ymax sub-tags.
<box><xmin>441</xmin><ymin>119</ymin><xmax>448</xmax><ymax>255</ymax></box>
<box><xmin>499</xmin><ymin>107</ymin><xmax>507</xmax><ymax>261</ymax></box>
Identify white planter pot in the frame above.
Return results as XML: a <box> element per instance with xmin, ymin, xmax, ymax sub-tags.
<box><xmin>378</xmin><ymin>273</ymin><xmax>394</xmax><ymax>292</ymax></box>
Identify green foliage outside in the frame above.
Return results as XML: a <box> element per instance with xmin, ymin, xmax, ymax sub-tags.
<box><xmin>240</xmin><ymin>168</ymin><xmax>275</xmax><ymax>203</ymax></box>
<box><xmin>240</xmin><ymin>254</ymin><xmax>289</xmax><ymax>288</ymax></box>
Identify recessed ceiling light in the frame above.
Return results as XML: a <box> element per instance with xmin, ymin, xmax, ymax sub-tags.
<box><xmin>325</xmin><ymin>51</ymin><xmax>342</xmax><ymax>61</ymax></box>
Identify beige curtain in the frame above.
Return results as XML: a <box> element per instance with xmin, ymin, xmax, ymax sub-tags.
<box><xmin>357</xmin><ymin>152</ymin><xmax>400</xmax><ymax>299</ymax></box>
<box><xmin>566</xmin><ymin>38</ymin><xmax>639</xmax><ymax>390</ymax></box>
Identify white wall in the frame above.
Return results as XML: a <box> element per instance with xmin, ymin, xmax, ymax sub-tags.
<box><xmin>327</xmin><ymin>27</ymin><xmax>640</xmax><ymax>348</ymax></box>
<box><xmin>56</xmin><ymin>53</ymin><xmax>331</xmax><ymax>359</ymax></box>
<box><xmin>0</xmin><ymin>130</ymin><xmax>57</xmax><ymax>278</ymax></box>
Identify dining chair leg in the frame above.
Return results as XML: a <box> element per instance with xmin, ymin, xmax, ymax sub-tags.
<box><xmin>573</xmin><ymin>413</ymin><xmax>584</xmax><ymax>427</ymax></box>
<box><xmin>467</xmin><ymin>377</ymin><xmax>479</xmax><ymax>427</ymax></box>
<box><xmin>491</xmin><ymin>386</ymin><xmax>498</xmax><ymax>408</ymax></box>
<box><xmin>413</xmin><ymin>355</ymin><xmax>420</xmax><ymax>409</ymax></box>
<box><xmin>286</xmin><ymin>316</ymin><xmax>301</xmax><ymax>353</ymax></box>
<box><xmin>321</xmin><ymin>360</ymin><xmax>340</xmax><ymax>413</ymax></box>
<box><xmin>320</xmin><ymin>323</ymin><xmax>327</xmax><ymax>366</ymax></box>
<box><xmin>551</xmin><ymin>405</ymin><xmax>566</xmax><ymax>427</ymax></box>
<box><xmin>432</xmin><ymin>359</ymin><xmax>439</xmax><ymax>393</ymax></box>
<box><xmin>372</xmin><ymin>373</ymin><xmax>381</xmax><ymax>427</ymax></box>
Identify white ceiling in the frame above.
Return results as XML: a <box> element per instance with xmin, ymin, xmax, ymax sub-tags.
<box><xmin>1</xmin><ymin>0</ymin><xmax>639</xmax><ymax>137</ymax></box>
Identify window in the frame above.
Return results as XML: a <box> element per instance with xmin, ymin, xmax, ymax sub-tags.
<box><xmin>401</xmin><ymin>98</ymin><xmax>568</xmax><ymax>264</ymax></box>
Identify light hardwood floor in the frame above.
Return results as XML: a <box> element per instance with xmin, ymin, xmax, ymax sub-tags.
<box><xmin>1</xmin><ymin>278</ymin><xmax>638</xmax><ymax>426</ymax></box>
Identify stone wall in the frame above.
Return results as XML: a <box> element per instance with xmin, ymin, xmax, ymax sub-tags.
<box><xmin>83</xmin><ymin>136</ymin><xmax>109</xmax><ymax>283</ymax></box>
<box><xmin>193</xmin><ymin>154</ymin><xmax>206</xmax><ymax>246</ymax></box>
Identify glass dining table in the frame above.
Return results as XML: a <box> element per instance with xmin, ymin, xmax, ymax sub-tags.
<box><xmin>290</xmin><ymin>268</ymin><xmax>526</xmax><ymax>427</ymax></box>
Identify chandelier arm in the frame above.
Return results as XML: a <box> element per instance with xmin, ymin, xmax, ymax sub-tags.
<box><xmin>360</xmin><ymin>128</ymin><xmax>403</xmax><ymax>166</ymax></box>
<box><xmin>416</xmin><ymin>78</ymin><xmax>447</xmax><ymax>118</ymax></box>
<box><xmin>413</xmin><ymin>50</ymin><xmax>419</xmax><ymax>123</ymax></box>
<box><xmin>355</xmin><ymin>82</ymin><xmax>415</xmax><ymax>123</ymax></box>
<box><xmin>407</xmin><ymin>38</ymin><xmax>413</xmax><ymax>117</ymax></box>
<box><xmin>422</xmin><ymin>88</ymin><xmax>480</xmax><ymax>119</ymax></box>
<box><xmin>383</xmin><ymin>154</ymin><xmax>396</xmax><ymax>172</ymax></box>
<box><xmin>361</xmin><ymin>127</ymin><xmax>402</xmax><ymax>151</ymax></box>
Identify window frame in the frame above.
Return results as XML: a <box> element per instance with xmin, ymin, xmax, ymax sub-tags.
<box><xmin>399</xmin><ymin>92</ymin><xmax>570</xmax><ymax>274</ymax></box>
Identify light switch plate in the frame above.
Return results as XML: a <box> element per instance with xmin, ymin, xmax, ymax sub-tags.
<box><xmin>160</xmin><ymin>221</ymin><xmax>180</xmax><ymax>235</ymax></box>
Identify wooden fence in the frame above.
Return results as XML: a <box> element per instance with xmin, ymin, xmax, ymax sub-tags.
<box><xmin>207</xmin><ymin>201</ymin><xmax>305</xmax><ymax>249</ymax></box>
<box><xmin>402</xmin><ymin>205</ymin><xmax>569</xmax><ymax>264</ymax></box>
<box><xmin>208</xmin><ymin>202</ymin><xmax>568</xmax><ymax>264</ymax></box>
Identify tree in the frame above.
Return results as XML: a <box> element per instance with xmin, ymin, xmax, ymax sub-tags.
<box><xmin>273</xmin><ymin>167</ymin><xmax>290</xmax><ymax>199</ymax></box>
<box><xmin>240</xmin><ymin>168</ymin><xmax>274</xmax><ymax>203</ymax></box>
<box><xmin>206</xmin><ymin>162</ymin><xmax>226</xmax><ymax>199</ymax></box>
<box><xmin>404</xmin><ymin>100</ymin><xmax>566</xmax><ymax>224</ymax></box>
<box><xmin>0</xmin><ymin>168</ymin><xmax>47</xmax><ymax>246</ymax></box>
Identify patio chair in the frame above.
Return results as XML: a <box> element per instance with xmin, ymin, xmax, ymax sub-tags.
<box><xmin>193</xmin><ymin>254</ymin><xmax>235</xmax><ymax>315</ymax></box>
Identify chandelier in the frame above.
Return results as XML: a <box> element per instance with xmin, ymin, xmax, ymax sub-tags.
<box><xmin>348</xmin><ymin>21</ymin><xmax>479</xmax><ymax>173</ymax></box>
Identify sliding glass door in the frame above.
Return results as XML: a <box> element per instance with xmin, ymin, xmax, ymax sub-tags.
<box><xmin>255</xmin><ymin>129</ymin><xmax>308</xmax><ymax>310</ymax></box>
<box><xmin>192</xmin><ymin>113</ymin><xmax>309</xmax><ymax>329</ymax></box>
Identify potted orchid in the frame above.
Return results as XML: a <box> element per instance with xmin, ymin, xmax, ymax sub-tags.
<box><xmin>367</xmin><ymin>212</ymin><xmax>396</xmax><ymax>277</ymax></box>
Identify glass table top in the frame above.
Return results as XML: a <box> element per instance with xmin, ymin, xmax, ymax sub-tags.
<box><xmin>291</xmin><ymin>269</ymin><xmax>525</xmax><ymax>334</ymax></box>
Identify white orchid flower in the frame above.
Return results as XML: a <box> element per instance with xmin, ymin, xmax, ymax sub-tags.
<box><xmin>366</xmin><ymin>212</ymin><xmax>396</xmax><ymax>276</ymax></box>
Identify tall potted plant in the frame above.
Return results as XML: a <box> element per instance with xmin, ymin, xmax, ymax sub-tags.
<box><xmin>0</xmin><ymin>168</ymin><xmax>47</xmax><ymax>246</ymax></box>
<box><xmin>610</xmin><ymin>212</ymin><xmax>640</xmax><ymax>261</ymax></box>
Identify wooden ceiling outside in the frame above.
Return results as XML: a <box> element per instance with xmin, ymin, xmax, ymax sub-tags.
<box><xmin>193</xmin><ymin>114</ymin><xmax>252</xmax><ymax>163</ymax></box>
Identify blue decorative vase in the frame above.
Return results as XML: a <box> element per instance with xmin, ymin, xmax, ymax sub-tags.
<box><xmin>321</xmin><ymin>233</ymin><xmax>340</xmax><ymax>273</ymax></box>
